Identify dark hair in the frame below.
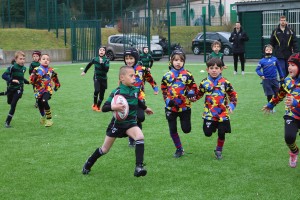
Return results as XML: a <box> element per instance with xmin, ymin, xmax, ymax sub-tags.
<box><xmin>99</xmin><ymin>46</ymin><xmax>106</xmax><ymax>52</ymax></box>
<box><xmin>206</xmin><ymin>57</ymin><xmax>223</xmax><ymax>68</ymax></box>
<box><xmin>32</xmin><ymin>50</ymin><xmax>41</xmax><ymax>57</ymax></box>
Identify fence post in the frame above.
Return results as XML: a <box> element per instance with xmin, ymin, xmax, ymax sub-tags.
<box><xmin>147</xmin><ymin>0</ymin><xmax>151</xmax><ymax>49</ymax></box>
<box><xmin>167</xmin><ymin>0</ymin><xmax>171</xmax><ymax>58</ymax></box>
<box><xmin>203</xmin><ymin>13</ymin><xmax>207</xmax><ymax>63</ymax></box>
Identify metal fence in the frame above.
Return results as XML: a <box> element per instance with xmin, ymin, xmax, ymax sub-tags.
<box><xmin>0</xmin><ymin>0</ymin><xmax>229</xmax><ymax>29</ymax></box>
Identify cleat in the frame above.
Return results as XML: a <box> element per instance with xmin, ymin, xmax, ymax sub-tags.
<box><xmin>174</xmin><ymin>148</ymin><xmax>184</xmax><ymax>158</ymax></box>
<box><xmin>5</xmin><ymin>122</ymin><xmax>11</xmax><ymax>128</ymax></box>
<box><xmin>270</xmin><ymin>108</ymin><xmax>276</xmax><ymax>113</ymax></box>
<box><xmin>95</xmin><ymin>106</ymin><xmax>101</xmax><ymax>112</ymax></box>
<box><xmin>45</xmin><ymin>119</ymin><xmax>53</xmax><ymax>127</ymax></box>
<box><xmin>92</xmin><ymin>104</ymin><xmax>97</xmax><ymax>111</ymax></box>
<box><xmin>82</xmin><ymin>160</ymin><xmax>92</xmax><ymax>175</ymax></box>
<box><xmin>134</xmin><ymin>164</ymin><xmax>147</xmax><ymax>177</ymax></box>
<box><xmin>128</xmin><ymin>140</ymin><xmax>136</xmax><ymax>148</ymax></box>
<box><xmin>233</xmin><ymin>71</ymin><xmax>237</xmax><ymax>75</ymax></box>
<box><xmin>40</xmin><ymin>116</ymin><xmax>46</xmax><ymax>125</ymax></box>
<box><xmin>214</xmin><ymin>150</ymin><xmax>223</xmax><ymax>160</ymax></box>
<box><xmin>289</xmin><ymin>151</ymin><xmax>298</xmax><ymax>168</ymax></box>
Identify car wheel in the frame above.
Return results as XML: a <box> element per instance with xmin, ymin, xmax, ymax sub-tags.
<box><xmin>106</xmin><ymin>51</ymin><xmax>115</xmax><ymax>61</ymax></box>
<box><xmin>223</xmin><ymin>47</ymin><xmax>231</xmax><ymax>56</ymax></box>
<box><xmin>193</xmin><ymin>46</ymin><xmax>200</xmax><ymax>55</ymax></box>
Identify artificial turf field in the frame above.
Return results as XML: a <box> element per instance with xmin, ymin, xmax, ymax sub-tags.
<box><xmin>1</xmin><ymin>60</ymin><xmax>300</xmax><ymax>200</ymax></box>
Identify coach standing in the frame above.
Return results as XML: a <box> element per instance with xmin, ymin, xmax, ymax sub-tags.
<box><xmin>229</xmin><ymin>21</ymin><xmax>249</xmax><ymax>75</ymax></box>
<box><xmin>270</xmin><ymin>15</ymin><xmax>298</xmax><ymax>77</ymax></box>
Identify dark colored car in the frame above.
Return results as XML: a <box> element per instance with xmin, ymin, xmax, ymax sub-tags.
<box><xmin>191</xmin><ymin>32</ymin><xmax>232</xmax><ymax>56</ymax></box>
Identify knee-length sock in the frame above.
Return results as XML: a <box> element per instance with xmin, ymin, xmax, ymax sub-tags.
<box><xmin>135</xmin><ymin>140</ymin><xmax>144</xmax><ymax>165</ymax></box>
<box><xmin>86</xmin><ymin>148</ymin><xmax>105</xmax><ymax>169</ymax></box>
<box><xmin>216</xmin><ymin>138</ymin><xmax>225</xmax><ymax>152</ymax></box>
<box><xmin>287</xmin><ymin>142</ymin><xmax>299</xmax><ymax>154</ymax></box>
<box><xmin>170</xmin><ymin>132</ymin><xmax>182</xmax><ymax>149</ymax></box>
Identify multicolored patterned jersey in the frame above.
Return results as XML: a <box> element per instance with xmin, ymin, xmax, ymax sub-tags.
<box><xmin>139</xmin><ymin>53</ymin><xmax>153</xmax><ymax>69</ymax></box>
<box><xmin>83</xmin><ymin>56</ymin><xmax>110</xmax><ymax>80</ymax></box>
<box><xmin>2</xmin><ymin>63</ymin><xmax>28</xmax><ymax>91</ymax></box>
<box><xmin>161</xmin><ymin>67</ymin><xmax>198</xmax><ymax>112</ymax></box>
<box><xmin>29</xmin><ymin>61</ymin><xmax>40</xmax><ymax>75</ymax></box>
<box><xmin>267</xmin><ymin>77</ymin><xmax>300</xmax><ymax>120</ymax></box>
<box><xmin>196</xmin><ymin>75</ymin><xmax>237</xmax><ymax>122</ymax></box>
<box><xmin>102</xmin><ymin>83</ymin><xmax>146</xmax><ymax>128</ymax></box>
<box><xmin>133</xmin><ymin>64</ymin><xmax>157</xmax><ymax>100</ymax></box>
<box><xmin>30</xmin><ymin>65</ymin><xmax>60</xmax><ymax>99</ymax></box>
<box><xmin>255</xmin><ymin>56</ymin><xmax>284</xmax><ymax>79</ymax></box>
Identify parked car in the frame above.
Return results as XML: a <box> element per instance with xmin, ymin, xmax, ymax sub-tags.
<box><xmin>191</xmin><ymin>32</ymin><xmax>232</xmax><ymax>56</ymax></box>
<box><xmin>106</xmin><ymin>34</ymin><xmax>163</xmax><ymax>61</ymax></box>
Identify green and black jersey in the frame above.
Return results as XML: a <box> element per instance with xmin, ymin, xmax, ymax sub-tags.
<box><xmin>83</xmin><ymin>56</ymin><xmax>110</xmax><ymax>80</ymax></box>
<box><xmin>102</xmin><ymin>83</ymin><xmax>146</xmax><ymax>127</ymax></box>
<box><xmin>139</xmin><ymin>53</ymin><xmax>153</xmax><ymax>69</ymax></box>
<box><xmin>29</xmin><ymin>61</ymin><xmax>40</xmax><ymax>75</ymax></box>
<box><xmin>2</xmin><ymin>63</ymin><xmax>28</xmax><ymax>91</ymax></box>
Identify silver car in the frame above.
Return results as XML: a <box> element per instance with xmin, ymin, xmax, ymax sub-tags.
<box><xmin>106</xmin><ymin>34</ymin><xmax>163</xmax><ymax>61</ymax></box>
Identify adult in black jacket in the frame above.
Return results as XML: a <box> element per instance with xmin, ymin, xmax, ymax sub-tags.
<box><xmin>270</xmin><ymin>15</ymin><xmax>298</xmax><ymax>77</ymax></box>
<box><xmin>229</xmin><ymin>22</ymin><xmax>249</xmax><ymax>75</ymax></box>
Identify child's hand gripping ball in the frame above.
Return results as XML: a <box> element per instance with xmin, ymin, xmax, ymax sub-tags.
<box><xmin>111</xmin><ymin>95</ymin><xmax>129</xmax><ymax>121</ymax></box>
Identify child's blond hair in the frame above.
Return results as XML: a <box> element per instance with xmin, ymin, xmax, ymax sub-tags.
<box><xmin>14</xmin><ymin>51</ymin><xmax>25</xmax><ymax>59</ymax></box>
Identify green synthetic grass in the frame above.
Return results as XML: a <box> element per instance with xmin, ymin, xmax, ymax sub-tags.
<box><xmin>1</xmin><ymin>61</ymin><xmax>299</xmax><ymax>200</ymax></box>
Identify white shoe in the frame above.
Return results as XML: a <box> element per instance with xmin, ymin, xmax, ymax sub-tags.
<box><xmin>289</xmin><ymin>151</ymin><xmax>298</xmax><ymax>168</ymax></box>
<box><xmin>242</xmin><ymin>71</ymin><xmax>245</xmax><ymax>75</ymax></box>
<box><xmin>233</xmin><ymin>71</ymin><xmax>237</xmax><ymax>75</ymax></box>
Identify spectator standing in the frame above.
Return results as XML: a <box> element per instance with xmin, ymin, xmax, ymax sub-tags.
<box><xmin>270</xmin><ymin>15</ymin><xmax>298</xmax><ymax>77</ymax></box>
<box><xmin>229</xmin><ymin>21</ymin><xmax>249</xmax><ymax>75</ymax></box>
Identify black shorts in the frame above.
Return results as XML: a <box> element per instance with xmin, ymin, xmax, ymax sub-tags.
<box><xmin>94</xmin><ymin>78</ymin><xmax>107</xmax><ymax>90</ymax></box>
<box><xmin>106</xmin><ymin>120</ymin><xmax>138</xmax><ymax>138</ymax></box>
<box><xmin>203</xmin><ymin>119</ymin><xmax>231</xmax><ymax>134</ymax></box>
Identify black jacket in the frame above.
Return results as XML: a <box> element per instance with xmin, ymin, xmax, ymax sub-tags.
<box><xmin>229</xmin><ymin>27</ymin><xmax>249</xmax><ymax>54</ymax></box>
<box><xmin>270</xmin><ymin>25</ymin><xmax>298</xmax><ymax>60</ymax></box>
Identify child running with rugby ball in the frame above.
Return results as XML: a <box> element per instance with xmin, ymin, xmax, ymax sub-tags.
<box><xmin>82</xmin><ymin>65</ymin><xmax>153</xmax><ymax>177</ymax></box>
<box><xmin>124</xmin><ymin>48</ymin><xmax>158</xmax><ymax>147</ymax></box>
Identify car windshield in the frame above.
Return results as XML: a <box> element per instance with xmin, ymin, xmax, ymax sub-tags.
<box><xmin>195</xmin><ymin>33</ymin><xmax>202</xmax><ymax>39</ymax></box>
<box><xmin>218</xmin><ymin>32</ymin><xmax>230</xmax><ymax>40</ymax></box>
<box><xmin>132</xmin><ymin>38</ymin><xmax>147</xmax><ymax>44</ymax></box>
<box><xmin>129</xmin><ymin>35</ymin><xmax>148</xmax><ymax>45</ymax></box>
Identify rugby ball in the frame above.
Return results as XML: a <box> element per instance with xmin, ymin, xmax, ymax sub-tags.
<box><xmin>111</xmin><ymin>94</ymin><xmax>129</xmax><ymax>121</ymax></box>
